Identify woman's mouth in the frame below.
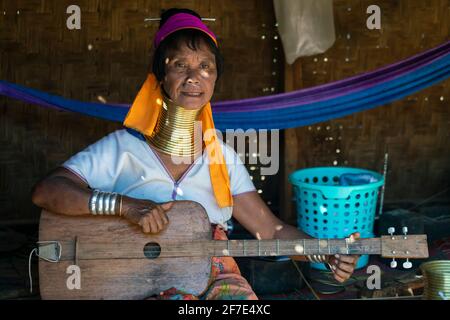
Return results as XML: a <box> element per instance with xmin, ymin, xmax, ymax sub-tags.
<box><xmin>181</xmin><ymin>92</ymin><xmax>203</xmax><ymax>97</ymax></box>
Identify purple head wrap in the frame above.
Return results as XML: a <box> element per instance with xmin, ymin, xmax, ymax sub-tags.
<box><xmin>154</xmin><ymin>13</ymin><xmax>218</xmax><ymax>48</ymax></box>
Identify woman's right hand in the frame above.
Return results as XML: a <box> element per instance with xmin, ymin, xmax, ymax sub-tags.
<box><xmin>121</xmin><ymin>196</ymin><xmax>174</xmax><ymax>234</ymax></box>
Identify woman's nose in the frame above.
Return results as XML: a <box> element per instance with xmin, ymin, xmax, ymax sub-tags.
<box><xmin>186</xmin><ymin>78</ymin><xmax>199</xmax><ymax>84</ymax></box>
<box><xmin>186</xmin><ymin>69</ymin><xmax>201</xmax><ymax>84</ymax></box>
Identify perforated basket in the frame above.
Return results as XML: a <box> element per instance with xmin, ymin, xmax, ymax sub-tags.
<box><xmin>289</xmin><ymin>167</ymin><xmax>384</xmax><ymax>270</ymax></box>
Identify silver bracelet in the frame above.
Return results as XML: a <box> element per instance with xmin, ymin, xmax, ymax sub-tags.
<box><xmin>104</xmin><ymin>192</ymin><xmax>111</xmax><ymax>215</ymax></box>
<box><xmin>89</xmin><ymin>190</ymin><xmax>120</xmax><ymax>216</ymax></box>
<box><xmin>307</xmin><ymin>255</ymin><xmax>328</xmax><ymax>263</ymax></box>
<box><xmin>97</xmin><ymin>192</ymin><xmax>105</xmax><ymax>215</ymax></box>
<box><xmin>110</xmin><ymin>193</ymin><xmax>118</xmax><ymax>215</ymax></box>
<box><xmin>89</xmin><ymin>189</ymin><xmax>100</xmax><ymax>215</ymax></box>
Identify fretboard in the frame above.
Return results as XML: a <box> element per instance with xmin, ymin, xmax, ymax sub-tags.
<box><xmin>56</xmin><ymin>238</ymin><xmax>383</xmax><ymax>260</ymax></box>
<box><xmin>159</xmin><ymin>238</ymin><xmax>382</xmax><ymax>258</ymax></box>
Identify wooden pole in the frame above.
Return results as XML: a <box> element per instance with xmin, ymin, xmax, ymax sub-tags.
<box><xmin>281</xmin><ymin>60</ymin><xmax>303</xmax><ymax>225</ymax></box>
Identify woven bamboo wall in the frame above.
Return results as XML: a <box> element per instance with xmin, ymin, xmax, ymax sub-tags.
<box><xmin>281</xmin><ymin>0</ymin><xmax>450</xmax><ymax>223</ymax></box>
<box><xmin>0</xmin><ymin>0</ymin><xmax>282</xmax><ymax>222</ymax></box>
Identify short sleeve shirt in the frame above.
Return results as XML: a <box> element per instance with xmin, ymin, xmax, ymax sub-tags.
<box><xmin>62</xmin><ymin>129</ymin><xmax>256</xmax><ymax>226</ymax></box>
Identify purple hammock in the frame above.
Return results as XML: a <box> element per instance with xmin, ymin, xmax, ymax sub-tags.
<box><xmin>1</xmin><ymin>41</ymin><xmax>449</xmax><ymax>130</ymax></box>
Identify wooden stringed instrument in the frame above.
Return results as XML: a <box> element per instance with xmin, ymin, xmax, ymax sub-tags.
<box><xmin>38</xmin><ymin>200</ymin><xmax>429</xmax><ymax>299</ymax></box>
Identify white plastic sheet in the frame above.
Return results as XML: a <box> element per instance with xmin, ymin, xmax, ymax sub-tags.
<box><xmin>273</xmin><ymin>0</ymin><xmax>336</xmax><ymax>64</ymax></box>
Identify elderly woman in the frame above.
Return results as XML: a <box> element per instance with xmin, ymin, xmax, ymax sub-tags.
<box><xmin>31</xmin><ymin>8</ymin><xmax>359</xmax><ymax>300</ymax></box>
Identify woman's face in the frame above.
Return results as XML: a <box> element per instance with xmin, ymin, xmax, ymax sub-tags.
<box><xmin>162</xmin><ymin>39</ymin><xmax>218</xmax><ymax>110</ymax></box>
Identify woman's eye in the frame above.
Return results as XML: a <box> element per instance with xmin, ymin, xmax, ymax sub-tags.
<box><xmin>201</xmin><ymin>64</ymin><xmax>210</xmax><ymax>69</ymax></box>
<box><xmin>175</xmin><ymin>63</ymin><xmax>187</xmax><ymax>69</ymax></box>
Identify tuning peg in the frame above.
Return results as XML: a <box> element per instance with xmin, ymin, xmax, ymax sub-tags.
<box><xmin>402</xmin><ymin>226</ymin><xmax>408</xmax><ymax>239</ymax></box>
<box><xmin>390</xmin><ymin>258</ymin><xmax>397</xmax><ymax>268</ymax></box>
<box><xmin>403</xmin><ymin>258</ymin><xmax>412</xmax><ymax>269</ymax></box>
<box><xmin>388</xmin><ymin>227</ymin><xmax>396</xmax><ymax>239</ymax></box>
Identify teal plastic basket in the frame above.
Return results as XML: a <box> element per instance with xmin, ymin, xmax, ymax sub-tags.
<box><xmin>289</xmin><ymin>167</ymin><xmax>384</xmax><ymax>270</ymax></box>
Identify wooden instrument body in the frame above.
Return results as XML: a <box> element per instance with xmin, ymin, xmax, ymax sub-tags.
<box><xmin>38</xmin><ymin>199</ymin><xmax>430</xmax><ymax>299</ymax></box>
<box><xmin>39</xmin><ymin>200</ymin><xmax>213</xmax><ymax>300</ymax></box>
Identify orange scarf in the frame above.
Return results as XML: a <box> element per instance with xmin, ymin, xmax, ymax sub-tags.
<box><xmin>123</xmin><ymin>73</ymin><xmax>233</xmax><ymax>208</ymax></box>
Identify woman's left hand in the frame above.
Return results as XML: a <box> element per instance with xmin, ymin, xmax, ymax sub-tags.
<box><xmin>327</xmin><ymin>232</ymin><xmax>360</xmax><ymax>283</ymax></box>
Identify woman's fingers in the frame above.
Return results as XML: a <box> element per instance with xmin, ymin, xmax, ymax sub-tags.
<box><xmin>160</xmin><ymin>202</ymin><xmax>174</xmax><ymax>211</ymax></box>
<box><xmin>161</xmin><ymin>211</ymin><xmax>169</xmax><ymax>224</ymax></box>
<box><xmin>159</xmin><ymin>202</ymin><xmax>173</xmax><ymax>225</ymax></box>
<box><xmin>331</xmin><ymin>232</ymin><xmax>360</xmax><ymax>283</ymax></box>
<box><xmin>336</xmin><ymin>254</ymin><xmax>358</xmax><ymax>264</ymax></box>
<box><xmin>125</xmin><ymin>199</ymin><xmax>173</xmax><ymax>234</ymax></box>
<box><xmin>336</xmin><ymin>267</ymin><xmax>351</xmax><ymax>280</ymax></box>
<box><xmin>141</xmin><ymin>213</ymin><xmax>158</xmax><ymax>233</ymax></box>
<box><xmin>334</xmin><ymin>259</ymin><xmax>354</xmax><ymax>273</ymax></box>
<box><xmin>151</xmin><ymin>214</ymin><xmax>161</xmax><ymax>233</ymax></box>
<box><xmin>156</xmin><ymin>206</ymin><xmax>169</xmax><ymax>225</ymax></box>
<box><xmin>331</xmin><ymin>262</ymin><xmax>351</xmax><ymax>281</ymax></box>
<box><xmin>333</xmin><ymin>271</ymin><xmax>347</xmax><ymax>283</ymax></box>
<box><xmin>351</xmin><ymin>232</ymin><xmax>361</xmax><ymax>239</ymax></box>
<box><xmin>140</xmin><ymin>207</ymin><xmax>171</xmax><ymax>234</ymax></box>
<box><xmin>329</xmin><ymin>254</ymin><xmax>358</xmax><ymax>282</ymax></box>
<box><xmin>152</xmin><ymin>208</ymin><xmax>165</xmax><ymax>231</ymax></box>
<box><xmin>140</xmin><ymin>216</ymin><xmax>151</xmax><ymax>233</ymax></box>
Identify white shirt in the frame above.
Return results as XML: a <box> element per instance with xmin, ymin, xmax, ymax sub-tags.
<box><xmin>62</xmin><ymin>128</ymin><xmax>256</xmax><ymax>227</ymax></box>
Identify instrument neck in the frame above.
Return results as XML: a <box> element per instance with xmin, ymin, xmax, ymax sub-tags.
<box><xmin>175</xmin><ymin>238</ymin><xmax>382</xmax><ymax>258</ymax></box>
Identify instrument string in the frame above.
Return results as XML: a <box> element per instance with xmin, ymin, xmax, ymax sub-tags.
<box><xmin>55</xmin><ymin>240</ymin><xmax>381</xmax><ymax>259</ymax></box>
<box><xmin>28</xmin><ymin>248</ymin><xmax>37</xmax><ymax>293</ymax></box>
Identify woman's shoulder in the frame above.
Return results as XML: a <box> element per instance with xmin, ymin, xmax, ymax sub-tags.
<box><xmin>100</xmin><ymin>128</ymin><xmax>145</xmax><ymax>143</ymax></box>
<box><xmin>87</xmin><ymin>128</ymin><xmax>145</xmax><ymax>151</ymax></box>
<box><xmin>122</xmin><ymin>128</ymin><xmax>146</xmax><ymax>142</ymax></box>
